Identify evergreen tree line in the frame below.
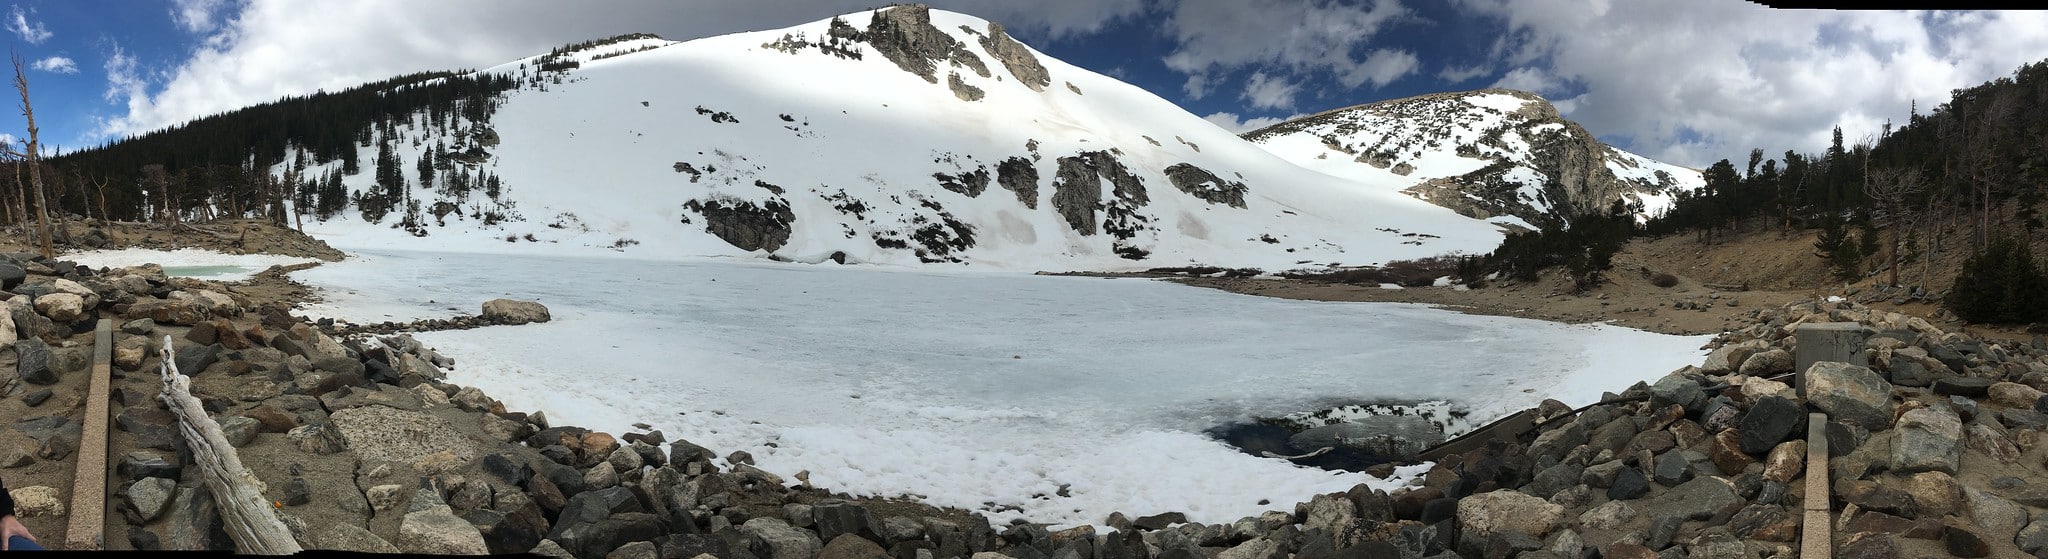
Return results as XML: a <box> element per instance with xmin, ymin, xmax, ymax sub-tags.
<box><xmin>1645</xmin><ymin>58</ymin><xmax>2048</xmax><ymax>324</ymax></box>
<box><xmin>14</xmin><ymin>71</ymin><xmax>516</xmax><ymax>227</ymax></box>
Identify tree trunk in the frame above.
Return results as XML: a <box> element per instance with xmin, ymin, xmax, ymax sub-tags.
<box><xmin>13</xmin><ymin>52</ymin><xmax>52</xmax><ymax>259</ymax></box>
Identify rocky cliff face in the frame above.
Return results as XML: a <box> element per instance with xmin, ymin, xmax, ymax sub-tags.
<box><xmin>1244</xmin><ymin>89</ymin><xmax>1702</xmax><ymax>230</ymax></box>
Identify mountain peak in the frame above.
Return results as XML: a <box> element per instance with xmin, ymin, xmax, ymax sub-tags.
<box><xmin>1243</xmin><ymin>88</ymin><xmax>1701</xmax><ymax>230</ymax></box>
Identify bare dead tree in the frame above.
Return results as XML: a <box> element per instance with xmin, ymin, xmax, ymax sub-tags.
<box><xmin>1864</xmin><ymin>166</ymin><xmax>1926</xmax><ymax>287</ymax></box>
<box><xmin>141</xmin><ymin>163</ymin><xmax>173</xmax><ymax>227</ymax></box>
<box><xmin>12</xmin><ymin>51</ymin><xmax>51</xmax><ymax>258</ymax></box>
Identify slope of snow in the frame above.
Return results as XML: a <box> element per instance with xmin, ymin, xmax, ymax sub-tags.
<box><xmin>293</xmin><ymin>249</ymin><xmax>1712</xmax><ymax>528</ymax></box>
<box><xmin>292</xmin><ymin>7</ymin><xmax>1507</xmax><ymax>272</ymax></box>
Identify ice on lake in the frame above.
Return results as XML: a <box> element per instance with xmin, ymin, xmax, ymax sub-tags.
<box><xmin>292</xmin><ymin>249</ymin><xmax>1710</xmax><ymax>527</ymax></box>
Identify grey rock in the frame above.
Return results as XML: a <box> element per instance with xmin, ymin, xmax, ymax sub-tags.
<box><xmin>1933</xmin><ymin>376</ymin><xmax>1993</xmax><ymax>397</ymax></box>
<box><xmin>477</xmin><ymin>298</ymin><xmax>548</xmax><ymax>323</ymax></box>
<box><xmin>1647</xmin><ymin>477</ymin><xmax>1743</xmax><ymax>522</ymax></box>
<box><xmin>743</xmin><ymin>517</ymin><xmax>824</xmax><ymax>559</ymax></box>
<box><xmin>1652</xmin><ymin>450</ymin><xmax>1693</xmax><ymax>486</ymax></box>
<box><xmin>1891</xmin><ymin>406</ymin><xmax>1962</xmax><ymax>474</ymax></box>
<box><xmin>128</xmin><ymin>476</ymin><xmax>177</xmax><ymax>521</ymax></box>
<box><xmin>1739</xmin><ymin>396</ymin><xmax>1804</xmax><ymax>455</ymax></box>
<box><xmin>1805</xmin><ymin>362</ymin><xmax>1896</xmax><ymax>430</ymax></box>
<box><xmin>1649</xmin><ymin>374</ymin><xmax>1705</xmax><ymax>413</ymax></box>
<box><xmin>118</xmin><ymin>450</ymin><xmax>180</xmax><ymax>481</ymax></box>
<box><xmin>396</xmin><ymin>508</ymin><xmax>491</xmax><ymax>555</ymax></box>
<box><xmin>15</xmin><ymin>339</ymin><xmax>57</xmax><ymax>385</ymax></box>
<box><xmin>1964</xmin><ymin>487</ymin><xmax>2028</xmax><ymax>544</ymax></box>
<box><xmin>814</xmin><ymin>500</ymin><xmax>884</xmax><ymax>545</ymax></box>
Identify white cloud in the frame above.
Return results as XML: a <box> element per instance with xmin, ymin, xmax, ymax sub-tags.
<box><xmin>1161</xmin><ymin>0</ymin><xmax>1413</xmax><ymax>99</ymax></box>
<box><xmin>31</xmin><ymin>56</ymin><xmax>76</xmax><ymax>74</ymax></box>
<box><xmin>1454</xmin><ymin>1</ymin><xmax>2048</xmax><ymax>167</ymax></box>
<box><xmin>1241</xmin><ymin>71</ymin><xmax>1301</xmax><ymax>110</ymax></box>
<box><xmin>1202</xmin><ymin>111</ymin><xmax>1308</xmax><ymax>134</ymax></box>
<box><xmin>7</xmin><ymin>5</ymin><xmax>50</xmax><ymax>44</ymax></box>
<box><xmin>169</xmin><ymin>0</ymin><xmax>229</xmax><ymax>33</ymax></box>
<box><xmin>89</xmin><ymin>0</ymin><xmax>1146</xmax><ymax>141</ymax></box>
<box><xmin>1490</xmin><ymin>67</ymin><xmax>1562</xmax><ymax>96</ymax></box>
<box><xmin>1437</xmin><ymin>63</ymin><xmax>1491</xmax><ymax>83</ymax></box>
<box><xmin>1352</xmin><ymin>48</ymin><xmax>1419</xmax><ymax>88</ymax></box>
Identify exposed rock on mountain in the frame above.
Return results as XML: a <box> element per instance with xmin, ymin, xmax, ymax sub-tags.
<box><xmin>1245</xmin><ymin>89</ymin><xmax>1703</xmax><ymax>229</ymax></box>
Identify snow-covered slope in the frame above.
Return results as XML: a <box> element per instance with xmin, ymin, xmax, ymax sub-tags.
<box><xmin>293</xmin><ymin>6</ymin><xmax>1506</xmax><ymax>271</ymax></box>
<box><xmin>1242</xmin><ymin>89</ymin><xmax>1703</xmax><ymax>230</ymax></box>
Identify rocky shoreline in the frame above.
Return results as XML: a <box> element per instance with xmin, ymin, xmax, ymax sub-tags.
<box><xmin>7</xmin><ymin>248</ymin><xmax>2048</xmax><ymax>558</ymax></box>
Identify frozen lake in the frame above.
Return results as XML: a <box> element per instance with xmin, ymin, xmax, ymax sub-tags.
<box><xmin>291</xmin><ymin>249</ymin><xmax>1710</xmax><ymax>527</ymax></box>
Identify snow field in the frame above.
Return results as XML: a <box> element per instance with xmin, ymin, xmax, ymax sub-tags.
<box><xmin>292</xmin><ymin>249</ymin><xmax>1711</xmax><ymax>528</ymax></box>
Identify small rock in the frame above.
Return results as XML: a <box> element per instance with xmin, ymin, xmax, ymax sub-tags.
<box><xmin>128</xmin><ymin>477</ymin><xmax>178</xmax><ymax>521</ymax></box>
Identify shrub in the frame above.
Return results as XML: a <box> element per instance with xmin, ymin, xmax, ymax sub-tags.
<box><xmin>1651</xmin><ymin>273</ymin><xmax>1680</xmax><ymax>288</ymax></box>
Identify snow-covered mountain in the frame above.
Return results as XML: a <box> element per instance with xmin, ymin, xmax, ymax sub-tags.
<box><xmin>1241</xmin><ymin>89</ymin><xmax>1703</xmax><ymax>230</ymax></box>
<box><xmin>292</xmin><ymin>5</ymin><xmax>1507</xmax><ymax>271</ymax></box>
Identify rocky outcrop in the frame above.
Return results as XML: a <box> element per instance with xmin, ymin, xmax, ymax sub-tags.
<box><xmin>994</xmin><ymin>156</ymin><xmax>1038</xmax><ymax>208</ymax></box>
<box><xmin>861</xmin><ymin>4</ymin><xmax>988</xmax><ymax>84</ymax></box>
<box><xmin>1162</xmin><ymin>163</ymin><xmax>1249</xmax><ymax>208</ymax></box>
<box><xmin>977</xmin><ymin>22</ymin><xmax>1050</xmax><ymax>92</ymax></box>
<box><xmin>684</xmin><ymin>196</ymin><xmax>796</xmax><ymax>253</ymax></box>
<box><xmin>1051</xmin><ymin>151</ymin><xmax>1153</xmax><ymax>258</ymax></box>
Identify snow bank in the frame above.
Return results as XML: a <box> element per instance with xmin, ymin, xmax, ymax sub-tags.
<box><xmin>61</xmin><ymin>248</ymin><xmax>318</xmax><ymax>281</ymax></box>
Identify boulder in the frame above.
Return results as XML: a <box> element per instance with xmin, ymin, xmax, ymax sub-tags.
<box><xmin>742</xmin><ymin>517</ymin><xmax>824</xmax><ymax>559</ymax></box>
<box><xmin>1805</xmin><ymin>362</ymin><xmax>1896</xmax><ymax>430</ymax></box>
<box><xmin>1648</xmin><ymin>477</ymin><xmax>1743</xmax><ymax>522</ymax></box>
<box><xmin>1738</xmin><ymin>348</ymin><xmax>1794</xmax><ymax>377</ymax></box>
<box><xmin>1891</xmin><ymin>406</ymin><xmax>1962</xmax><ymax>474</ymax></box>
<box><xmin>16</xmin><ymin>339</ymin><xmax>57</xmax><ymax>385</ymax></box>
<box><xmin>1578</xmin><ymin>500</ymin><xmax>1638</xmax><ymax>530</ymax></box>
<box><xmin>1762</xmin><ymin>440</ymin><xmax>1805</xmax><ymax>483</ymax></box>
<box><xmin>396</xmin><ymin>508</ymin><xmax>491</xmax><ymax>555</ymax></box>
<box><xmin>818</xmin><ymin>534</ymin><xmax>890</xmax><ymax>559</ymax></box>
<box><xmin>1650</xmin><ymin>374</ymin><xmax>1705</xmax><ymax>413</ymax></box>
<box><xmin>1990</xmin><ymin>382</ymin><xmax>2045</xmax><ymax>408</ymax></box>
<box><xmin>1899</xmin><ymin>471</ymin><xmax>1960</xmax><ymax>518</ymax></box>
<box><xmin>1455</xmin><ymin>489</ymin><xmax>1562</xmax><ymax>539</ymax></box>
<box><xmin>1964</xmin><ymin>487</ymin><xmax>2028</xmax><ymax>544</ymax></box>
<box><xmin>1702</xmin><ymin>340</ymin><xmax>1769</xmax><ymax>375</ymax></box>
<box><xmin>1925</xmin><ymin>376</ymin><xmax>1990</xmax><ymax>397</ymax></box>
<box><xmin>1739</xmin><ymin>396</ymin><xmax>1804</xmax><ymax>454</ymax></box>
<box><xmin>32</xmin><ymin>292</ymin><xmax>85</xmax><ymax>322</ymax></box>
<box><xmin>482</xmin><ymin>299</ymin><xmax>552</xmax><ymax>325</ymax></box>
<box><xmin>814</xmin><ymin>500</ymin><xmax>884</xmax><ymax>545</ymax></box>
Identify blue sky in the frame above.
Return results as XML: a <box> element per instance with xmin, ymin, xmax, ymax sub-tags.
<box><xmin>4</xmin><ymin>1</ymin><xmax>2047</xmax><ymax>169</ymax></box>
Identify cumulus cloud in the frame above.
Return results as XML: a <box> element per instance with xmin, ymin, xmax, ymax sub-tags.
<box><xmin>169</xmin><ymin>0</ymin><xmax>229</xmax><ymax>33</ymax></box>
<box><xmin>1454</xmin><ymin>1</ymin><xmax>2048</xmax><ymax>167</ymax></box>
<box><xmin>1162</xmin><ymin>0</ymin><xmax>1413</xmax><ymax>99</ymax></box>
<box><xmin>89</xmin><ymin>0</ymin><xmax>1145</xmax><ymax>140</ymax></box>
<box><xmin>1202</xmin><ymin>111</ymin><xmax>1308</xmax><ymax>134</ymax></box>
<box><xmin>1241</xmin><ymin>71</ymin><xmax>1301</xmax><ymax>110</ymax></box>
<box><xmin>30</xmin><ymin>55</ymin><xmax>76</xmax><ymax>74</ymax></box>
<box><xmin>7</xmin><ymin>5</ymin><xmax>49</xmax><ymax>44</ymax></box>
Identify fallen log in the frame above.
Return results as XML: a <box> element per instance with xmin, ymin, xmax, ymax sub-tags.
<box><xmin>157</xmin><ymin>336</ymin><xmax>303</xmax><ymax>554</ymax></box>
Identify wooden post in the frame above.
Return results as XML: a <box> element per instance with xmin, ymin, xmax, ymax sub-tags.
<box><xmin>1802</xmin><ymin>412</ymin><xmax>1832</xmax><ymax>558</ymax></box>
<box><xmin>157</xmin><ymin>336</ymin><xmax>303</xmax><ymax>554</ymax></box>
<box><xmin>63</xmin><ymin>319</ymin><xmax>114</xmax><ymax>550</ymax></box>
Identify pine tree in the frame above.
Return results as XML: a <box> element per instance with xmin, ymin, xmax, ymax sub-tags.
<box><xmin>1948</xmin><ymin>234</ymin><xmax>2048</xmax><ymax>324</ymax></box>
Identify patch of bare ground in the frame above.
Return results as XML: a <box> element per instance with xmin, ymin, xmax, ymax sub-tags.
<box><xmin>1173</xmin><ymin>223</ymin><xmax>2038</xmax><ymax>339</ymax></box>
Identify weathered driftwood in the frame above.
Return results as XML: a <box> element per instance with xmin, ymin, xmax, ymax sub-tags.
<box><xmin>157</xmin><ymin>336</ymin><xmax>303</xmax><ymax>554</ymax></box>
